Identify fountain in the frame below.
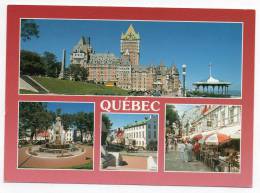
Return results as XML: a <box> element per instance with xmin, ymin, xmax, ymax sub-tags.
<box><xmin>30</xmin><ymin>117</ymin><xmax>80</xmax><ymax>157</ymax></box>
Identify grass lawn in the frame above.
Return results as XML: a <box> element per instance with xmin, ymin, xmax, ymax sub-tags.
<box><xmin>29</xmin><ymin>76</ymin><xmax>129</xmax><ymax>95</ymax></box>
<box><xmin>20</xmin><ymin>89</ymin><xmax>39</xmax><ymax>94</ymax></box>
<box><xmin>70</xmin><ymin>162</ymin><xmax>93</xmax><ymax>170</ymax></box>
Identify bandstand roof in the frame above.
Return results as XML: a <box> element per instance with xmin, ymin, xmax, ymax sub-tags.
<box><xmin>193</xmin><ymin>76</ymin><xmax>231</xmax><ymax>86</ymax></box>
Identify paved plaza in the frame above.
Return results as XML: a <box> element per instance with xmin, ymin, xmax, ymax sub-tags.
<box><xmin>165</xmin><ymin>150</ymin><xmax>212</xmax><ymax>172</ymax></box>
<box><xmin>18</xmin><ymin>145</ymin><xmax>93</xmax><ymax>169</ymax></box>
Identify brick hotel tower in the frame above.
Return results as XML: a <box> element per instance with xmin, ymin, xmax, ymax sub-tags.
<box><xmin>120</xmin><ymin>24</ymin><xmax>140</xmax><ymax>68</ymax></box>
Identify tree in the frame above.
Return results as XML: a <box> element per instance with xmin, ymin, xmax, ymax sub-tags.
<box><xmin>56</xmin><ymin>108</ymin><xmax>62</xmax><ymax>117</ymax></box>
<box><xmin>101</xmin><ymin>114</ymin><xmax>112</xmax><ymax>145</ymax></box>
<box><xmin>74</xmin><ymin>112</ymin><xmax>88</xmax><ymax>142</ymax></box>
<box><xmin>61</xmin><ymin>113</ymin><xmax>74</xmax><ymax>131</ymax></box>
<box><xmin>20</xmin><ymin>50</ymin><xmax>61</xmax><ymax>77</ymax></box>
<box><xmin>69</xmin><ymin>64</ymin><xmax>88</xmax><ymax>81</ymax></box>
<box><xmin>21</xmin><ymin>19</ymin><xmax>39</xmax><ymax>41</ymax></box>
<box><xmin>36</xmin><ymin>111</ymin><xmax>52</xmax><ymax>140</ymax></box>
<box><xmin>166</xmin><ymin>105</ymin><xmax>180</xmax><ymax>133</ymax></box>
<box><xmin>41</xmin><ymin>51</ymin><xmax>61</xmax><ymax>77</ymax></box>
<box><xmin>86</xmin><ymin>112</ymin><xmax>94</xmax><ymax>138</ymax></box>
<box><xmin>19</xmin><ymin>102</ymin><xmax>49</xmax><ymax>141</ymax></box>
<box><xmin>20</xmin><ymin>50</ymin><xmax>45</xmax><ymax>75</ymax></box>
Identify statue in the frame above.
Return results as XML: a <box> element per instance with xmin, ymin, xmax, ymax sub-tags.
<box><xmin>49</xmin><ymin>117</ymin><xmax>66</xmax><ymax>145</ymax></box>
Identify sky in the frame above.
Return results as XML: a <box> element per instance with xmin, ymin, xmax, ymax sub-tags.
<box><xmin>104</xmin><ymin>113</ymin><xmax>158</xmax><ymax>130</ymax></box>
<box><xmin>21</xmin><ymin>19</ymin><xmax>242</xmax><ymax>91</ymax></box>
<box><xmin>47</xmin><ymin>102</ymin><xmax>94</xmax><ymax>114</ymax></box>
<box><xmin>173</xmin><ymin>104</ymin><xmax>198</xmax><ymax>117</ymax></box>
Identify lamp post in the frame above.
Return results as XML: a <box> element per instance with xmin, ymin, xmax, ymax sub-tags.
<box><xmin>182</xmin><ymin>64</ymin><xmax>187</xmax><ymax>97</ymax></box>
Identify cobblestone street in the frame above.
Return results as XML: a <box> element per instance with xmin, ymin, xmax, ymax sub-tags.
<box><xmin>165</xmin><ymin>150</ymin><xmax>212</xmax><ymax>172</ymax></box>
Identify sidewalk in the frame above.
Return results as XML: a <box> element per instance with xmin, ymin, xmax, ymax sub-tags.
<box><xmin>165</xmin><ymin>150</ymin><xmax>212</xmax><ymax>172</ymax></box>
<box><xmin>18</xmin><ymin>145</ymin><xmax>93</xmax><ymax>169</ymax></box>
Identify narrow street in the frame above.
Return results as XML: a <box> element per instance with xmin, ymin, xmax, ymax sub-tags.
<box><xmin>165</xmin><ymin>150</ymin><xmax>212</xmax><ymax>172</ymax></box>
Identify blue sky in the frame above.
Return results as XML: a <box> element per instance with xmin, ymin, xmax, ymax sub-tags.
<box><xmin>21</xmin><ymin>19</ymin><xmax>242</xmax><ymax>91</ymax></box>
<box><xmin>47</xmin><ymin>102</ymin><xmax>94</xmax><ymax>114</ymax></box>
<box><xmin>103</xmin><ymin>113</ymin><xmax>158</xmax><ymax>130</ymax></box>
<box><xmin>174</xmin><ymin>104</ymin><xmax>198</xmax><ymax>116</ymax></box>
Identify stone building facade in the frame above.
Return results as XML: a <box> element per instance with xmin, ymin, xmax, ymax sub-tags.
<box><xmin>188</xmin><ymin>105</ymin><xmax>241</xmax><ymax>136</ymax></box>
<box><xmin>124</xmin><ymin>115</ymin><xmax>158</xmax><ymax>149</ymax></box>
<box><xmin>70</xmin><ymin>25</ymin><xmax>181</xmax><ymax>96</ymax></box>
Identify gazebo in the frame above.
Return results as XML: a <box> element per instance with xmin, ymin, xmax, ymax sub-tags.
<box><xmin>192</xmin><ymin>64</ymin><xmax>231</xmax><ymax>95</ymax></box>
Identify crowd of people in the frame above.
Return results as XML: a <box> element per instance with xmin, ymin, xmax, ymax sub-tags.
<box><xmin>165</xmin><ymin>135</ymin><xmax>240</xmax><ymax>172</ymax></box>
<box><xmin>176</xmin><ymin>139</ymin><xmax>200</xmax><ymax>162</ymax></box>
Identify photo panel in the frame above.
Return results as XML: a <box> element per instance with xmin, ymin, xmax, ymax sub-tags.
<box><xmin>165</xmin><ymin>104</ymin><xmax>241</xmax><ymax>173</ymax></box>
<box><xmin>100</xmin><ymin>113</ymin><xmax>159</xmax><ymax>171</ymax></box>
<box><xmin>19</xmin><ymin>19</ymin><xmax>242</xmax><ymax>98</ymax></box>
<box><xmin>18</xmin><ymin>101</ymin><xmax>95</xmax><ymax>170</ymax></box>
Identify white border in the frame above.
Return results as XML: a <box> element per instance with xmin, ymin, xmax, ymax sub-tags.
<box><xmin>18</xmin><ymin>18</ymin><xmax>244</xmax><ymax>100</ymax></box>
<box><xmin>163</xmin><ymin>103</ymin><xmax>242</xmax><ymax>174</ymax></box>
<box><xmin>99</xmin><ymin>112</ymin><xmax>159</xmax><ymax>172</ymax></box>
<box><xmin>16</xmin><ymin>100</ymin><xmax>96</xmax><ymax>171</ymax></box>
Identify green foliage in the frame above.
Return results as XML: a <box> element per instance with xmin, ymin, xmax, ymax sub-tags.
<box><xmin>166</xmin><ymin>105</ymin><xmax>180</xmax><ymax>128</ymax></box>
<box><xmin>20</xmin><ymin>50</ymin><xmax>45</xmax><ymax>76</ymax></box>
<box><xmin>20</xmin><ymin>50</ymin><xmax>61</xmax><ymax>77</ymax></box>
<box><xmin>19</xmin><ymin>102</ymin><xmax>94</xmax><ymax>143</ymax></box>
<box><xmin>21</xmin><ymin>19</ymin><xmax>39</xmax><ymax>41</ymax></box>
<box><xmin>186</xmin><ymin>90</ymin><xmax>230</xmax><ymax>98</ymax></box>
<box><xmin>69</xmin><ymin>64</ymin><xmax>88</xmax><ymax>81</ymax></box>
<box><xmin>102</xmin><ymin>114</ymin><xmax>112</xmax><ymax>131</ymax></box>
<box><xmin>41</xmin><ymin>51</ymin><xmax>61</xmax><ymax>77</ymax></box>
<box><xmin>70</xmin><ymin>162</ymin><xmax>93</xmax><ymax>169</ymax></box>
<box><xmin>30</xmin><ymin>76</ymin><xmax>129</xmax><ymax>95</ymax></box>
<box><xmin>20</xmin><ymin>89</ymin><xmax>38</xmax><ymax>94</ymax></box>
<box><xmin>74</xmin><ymin>112</ymin><xmax>89</xmax><ymax>142</ymax></box>
<box><xmin>19</xmin><ymin>102</ymin><xmax>49</xmax><ymax>140</ymax></box>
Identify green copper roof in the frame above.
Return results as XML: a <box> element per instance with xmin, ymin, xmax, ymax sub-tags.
<box><xmin>121</xmin><ymin>24</ymin><xmax>140</xmax><ymax>40</ymax></box>
<box><xmin>124</xmin><ymin>119</ymin><xmax>149</xmax><ymax>129</ymax></box>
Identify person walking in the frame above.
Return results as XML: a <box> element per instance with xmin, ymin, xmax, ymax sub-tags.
<box><xmin>187</xmin><ymin>141</ymin><xmax>193</xmax><ymax>162</ymax></box>
<box><xmin>177</xmin><ymin>140</ymin><xmax>185</xmax><ymax>161</ymax></box>
<box><xmin>165</xmin><ymin>134</ymin><xmax>169</xmax><ymax>153</ymax></box>
<box><xmin>193</xmin><ymin>140</ymin><xmax>201</xmax><ymax>161</ymax></box>
<box><xmin>174</xmin><ymin>138</ymin><xmax>178</xmax><ymax>151</ymax></box>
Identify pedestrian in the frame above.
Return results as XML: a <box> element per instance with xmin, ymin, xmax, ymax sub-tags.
<box><xmin>177</xmin><ymin>139</ymin><xmax>185</xmax><ymax>161</ymax></box>
<box><xmin>187</xmin><ymin>141</ymin><xmax>193</xmax><ymax>162</ymax></box>
<box><xmin>165</xmin><ymin>134</ymin><xmax>169</xmax><ymax>153</ymax></box>
<box><xmin>193</xmin><ymin>140</ymin><xmax>201</xmax><ymax>161</ymax></box>
<box><xmin>174</xmin><ymin>138</ymin><xmax>178</xmax><ymax>151</ymax></box>
<box><xmin>184</xmin><ymin>140</ymin><xmax>192</xmax><ymax>162</ymax></box>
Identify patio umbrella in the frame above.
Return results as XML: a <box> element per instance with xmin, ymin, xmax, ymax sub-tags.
<box><xmin>230</xmin><ymin>130</ymin><xmax>241</xmax><ymax>140</ymax></box>
<box><xmin>197</xmin><ymin>130</ymin><xmax>216</xmax><ymax>144</ymax></box>
<box><xmin>192</xmin><ymin>134</ymin><xmax>203</xmax><ymax>141</ymax></box>
<box><xmin>218</xmin><ymin>125</ymin><xmax>240</xmax><ymax>136</ymax></box>
<box><xmin>205</xmin><ymin>132</ymin><xmax>231</xmax><ymax>145</ymax></box>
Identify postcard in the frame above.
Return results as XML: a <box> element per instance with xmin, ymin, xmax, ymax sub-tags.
<box><xmin>4</xmin><ymin>5</ymin><xmax>255</xmax><ymax>187</ymax></box>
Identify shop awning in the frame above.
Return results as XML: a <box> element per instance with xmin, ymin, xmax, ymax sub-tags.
<box><xmin>205</xmin><ymin>133</ymin><xmax>231</xmax><ymax>145</ymax></box>
<box><xmin>218</xmin><ymin>125</ymin><xmax>240</xmax><ymax>136</ymax></box>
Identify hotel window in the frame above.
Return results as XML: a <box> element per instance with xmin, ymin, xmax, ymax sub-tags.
<box><xmin>154</xmin><ymin>131</ymin><xmax>157</xmax><ymax>138</ymax></box>
<box><xmin>148</xmin><ymin>131</ymin><xmax>151</xmax><ymax>139</ymax></box>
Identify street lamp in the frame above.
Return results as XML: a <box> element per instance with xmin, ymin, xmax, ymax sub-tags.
<box><xmin>182</xmin><ymin>64</ymin><xmax>187</xmax><ymax>97</ymax></box>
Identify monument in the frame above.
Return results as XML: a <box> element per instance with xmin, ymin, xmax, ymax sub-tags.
<box><xmin>35</xmin><ymin>116</ymin><xmax>79</xmax><ymax>155</ymax></box>
<box><xmin>50</xmin><ymin>116</ymin><xmax>66</xmax><ymax>145</ymax></box>
<box><xmin>58</xmin><ymin>49</ymin><xmax>66</xmax><ymax>79</ymax></box>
